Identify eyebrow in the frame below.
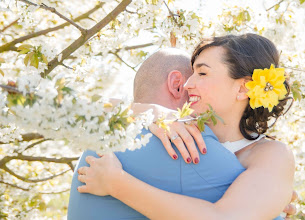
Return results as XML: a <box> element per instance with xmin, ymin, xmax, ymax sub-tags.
<box><xmin>195</xmin><ymin>63</ymin><xmax>211</xmax><ymax>69</ymax></box>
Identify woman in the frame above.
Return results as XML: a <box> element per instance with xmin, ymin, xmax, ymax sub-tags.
<box><xmin>77</xmin><ymin>34</ymin><xmax>295</xmax><ymax>219</ymax></box>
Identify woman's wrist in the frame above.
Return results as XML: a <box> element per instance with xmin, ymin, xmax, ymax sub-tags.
<box><xmin>109</xmin><ymin>169</ymin><xmax>130</xmax><ymax>198</ymax></box>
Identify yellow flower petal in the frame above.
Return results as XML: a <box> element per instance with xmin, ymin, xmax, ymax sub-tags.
<box><xmin>246</xmin><ymin>64</ymin><xmax>287</xmax><ymax>112</ymax></box>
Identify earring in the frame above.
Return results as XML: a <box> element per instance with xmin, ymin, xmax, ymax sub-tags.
<box><xmin>237</xmin><ymin>95</ymin><xmax>240</xmax><ymax>100</ymax></box>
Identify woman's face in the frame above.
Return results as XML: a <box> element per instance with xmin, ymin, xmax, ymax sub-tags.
<box><xmin>184</xmin><ymin>46</ymin><xmax>241</xmax><ymax>117</ymax></box>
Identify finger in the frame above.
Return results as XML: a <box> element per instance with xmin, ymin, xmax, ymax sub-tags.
<box><xmin>171</xmin><ymin>123</ymin><xmax>199</xmax><ymax>164</ymax></box>
<box><xmin>78</xmin><ymin>174</ymin><xmax>86</xmax><ymax>183</ymax></box>
<box><xmin>78</xmin><ymin>166</ymin><xmax>89</xmax><ymax>175</ymax></box>
<box><xmin>283</xmin><ymin>204</ymin><xmax>296</xmax><ymax>216</ymax></box>
<box><xmin>78</xmin><ymin>185</ymin><xmax>89</xmax><ymax>193</ymax></box>
<box><xmin>185</xmin><ymin>123</ymin><xmax>207</xmax><ymax>155</ymax></box>
<box><xmin>97</xmin><ymin>153</ymin><xmax>104</xmax><ymax>157</ymax></box>
<box><xmin>291</xmin><ymin>190</ymin><xmax>298</xmax><ymax>202</ymax></box>
<box><xmin>168</xmin><ymin>132</ymin><xmax>192</xmax><ymax>164</ymax></box>
<box><xmin>150</xmin><ymin>123</ymin><xmax>178</xmax><ymax>160</ymax></box>
<box><xmin>85</xmin><ymin>156</ymin><xmax>96</xmax><ymax>165</ymax></box>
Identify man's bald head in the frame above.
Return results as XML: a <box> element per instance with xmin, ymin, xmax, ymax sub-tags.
<box><xmin>133</xmin><ymin>48</ymin><xmax>192</xmax><ymax>103</ymax></box>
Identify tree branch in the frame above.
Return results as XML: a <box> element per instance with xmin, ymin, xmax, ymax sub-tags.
<box><xmin>163</xmin><ymin>0</ymin><xmax>179</xmax><ymax>26</ymax></box>
<box><xmin>41</xmin><ymin>0</ymin><xmax>132</xmax><ymax>78</ymax></box>
<box><xmin>0</xmin><ymin>84</ymin><xmax>22</xmax><ymax>94</ymax></box>
<box><xmin>109</xmin><ymin>51</ymin><xmax>136</xmax><ymax>72</ymax></box>
<box><xmin>282</xmin><ymin>66</ymin><xmax>305</xmax><ymax>72</ymax></box>
<box><xmin>124</xmin><ymin>43</ymin><xmax>154</xmax><ymax>50</ymax></box>
<box><xmin>0</xmin><ymin>133</ymin><xmax>45</xmax><ymax>144</ymax></box>
<box><xmin>11</xmin><ymin>155</ymin><xmax>79</xmax><ymax>163</ymax></box>
<box><xmin>0</xmin><ymin>19</ymin><xmax>19</xmax><ymax>33</ymax></box>
<box><xmin>19</xmin><ymin>0</ymin><xmax>87</xmax><ymax>34</ymax></box>
<box><xmin>0</xmin><ymin>3</ymin><xmax>104</xmax><ymax>53</ymax></box>
<box><xmin>23</xmin><ymin>139</ymin><xmax>50</xmax><ymax>152</ymax></box>
<box><xmin>266</xmin><ymin>0</ymin><xmax>284</xmax><ymax>11</ymax></box>
<box><xmin>0</xmin><ymin>179</ymin><xmax>30</xmax><ymax>191</ymax></box>
<box><xmin>39</xmin><ymin>188</ymin><xmax>70</xmax><ymax>194</ymax></box>
<box><xmin>2</xmin><ymin>165</ymin><xmax>70</xmax><ymax>183</ymax></box>
<box><xmin>21</xmin><ymin>133</ymin><xmax>44</xmax><ymax>141</ymax></box>
<box><xmin>0</xmin><ymin>154</ymin><xmax>79</xmax><ymax>168</ymax></box>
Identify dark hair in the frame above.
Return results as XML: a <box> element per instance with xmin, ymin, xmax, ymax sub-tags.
<box><xmin>191</xmin><ymin>34</ymin><xmax>292</xmax><ymax>140</ymax></box>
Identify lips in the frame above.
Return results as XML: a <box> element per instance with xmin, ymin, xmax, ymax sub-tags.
<box><xmin>189</xmin><ymin>95</ymin><xmax>201</xmax><ymax>106</ymax></box>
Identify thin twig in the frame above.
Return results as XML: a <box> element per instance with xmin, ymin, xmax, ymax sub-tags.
<box><xmin>41</xmin><ymin>0</ymin><xmax>132</xmax><ymax>77</ymax></box>
<box><xmin>266</xmin><ymin>0</ymin><xmax>284</xmax><ymax>11</ymax></box>
<box><xmin>109</xmin><ymin>51</ymin><xmax>136</xmax><ymax>72</ymax></box>
<box><xmin>282</xmin><ymin>66</ymin><xmax>305</xmax><ymax>72</ymax></box>
<box><xmin>60</xmin><ymin>63</ymin><xmax>74</xmax><ymax>70</ymax></box>
<box><xmin>19</xmin><ymin>0</ymin><xmax>87</xmax><ymax>34</ymax></box>
<box><xmin>67</xmin><ymin>161</ymin><xmax>75</xmax><ymax>171</ymax></box>
<box><xmin>163</xmin><ymin>0</ymin><xmax>179</xmax><ymax>25</ymax></box>
<box><xmin>0</xmin><ymin>19</ymin><xmax>19</xmax><ymax>33</ymax></box>
<box><xmin>124</xmin><ymin>43</ymin><xmax>154</xmax><ymax>50</ymax></box>
<box><xmin>0</xmin><ymin>179</ymin><xmax>30</xmax><ymax>191</ymax></box>
<box><xmin>125</xmin><ymin>9</ymin><xmax>138</xmax><ymax>14</ymax></box>
<box><xmin>0</xmin><ymin>133</ymin><xmax>44</xmax><ymax>145</ymax></box>
<box><xmin>39</xmin><ymin>188</ymin><xmax>70</xmax><ymax>194</ymax></box>
<box><xmin>0</xmin><ymin>3</ymin><xmax>104</xmax><ymax>53</ymax></box>
<box><xmin>94</xmin><ymin>42</ymin><xmax>154</xmax><ymax>57</ymax></box>
<box><xmin>23</xmin><ymin>139</ymin><xmax>50</xmax><ymax>152</ymax></box>
<box><xmin>0</xmin><ymin>154</ymin><xmax>79</xmax><ymax>168</ymax></box>
<box><xmin>2</xmin><ymin>166</ymin><xmax>70</xmax><ymax>183</ymax></box>
<box><xmin>0</xmin><ymin>84</ymin><xmax>22</xmax><ymax>94</ymax></box>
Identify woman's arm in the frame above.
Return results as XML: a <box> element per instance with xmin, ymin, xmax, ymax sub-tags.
<box><xmin>78</xmin><ymin>141</ymin><xmax>295</xmax><ymax>220</ymax></box>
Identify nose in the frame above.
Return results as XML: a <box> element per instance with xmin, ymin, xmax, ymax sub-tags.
<box><xmin>184</xmin><ymin>74</ymin><xmax>195</xmax><ymax>90</ymax></box>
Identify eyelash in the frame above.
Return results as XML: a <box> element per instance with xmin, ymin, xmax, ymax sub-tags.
<box><xmin>199</xmin><ymin>72</ymin><xmax>207</xmax><ymax>76</ymax></box>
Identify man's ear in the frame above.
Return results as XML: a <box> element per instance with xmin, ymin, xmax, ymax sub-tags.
<box><xmin>236</xmin><ymin>77</ymin><xmax>251</xmax><ymax>101</ymax></box>
<box><xmin>167</xmin><ymin>70</ymin><xmax>185</xmax><ymax>99</ymax></box>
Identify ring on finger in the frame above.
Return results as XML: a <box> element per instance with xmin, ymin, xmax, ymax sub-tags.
<box><xmin>170</xmin><ymin>134</ymin><xmax>179</xmax><ymax>142</ymax></box>
<box><xmin>184</xmin><ymin>121</ymin><xmax>192</xmax><ymax>125</ymax></box>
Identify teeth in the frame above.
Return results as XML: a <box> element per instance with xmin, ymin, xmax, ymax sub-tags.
<box><xmin>189</xmin><ymin>96</ymin><xmax>201</xmax><ymax>102</ymax></box>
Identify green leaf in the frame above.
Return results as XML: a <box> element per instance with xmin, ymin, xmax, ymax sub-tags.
<box><xmin>62</xmin><ymin>86</ymin><xmax>73</xmax><ymax>93</ymax></box>
<box><xmin>197</xmin><ymin>118</ymin><xmax>205</xmax><ymax>132</ymax></box>
<box><xmin>30</xmin><ymin>53</ymin><xmax>39</xmax><ymax>68</ymax></box>
<box><xmin>0</xmin><ymin>69</ymin><xmax>4</xmax><ymax>77</ymax></box>
<box><xmin>300</xmin><ymin>0</ymin><xmax>305</xmax><ymax>4</ymax></box>
<box><xmin>17</xmin><ymin>44</ymin><xmax>33</xmax><ymax>55</ymax></box>
<box><xmin>91</xmin><ymin>94</ymin><xmax>102</xmax><ymax>102</ymax></box>
<box><xmin>24</xmin><ymin>51</ymin><xmax>34</xmax><ymax>66</ymax></box>
<box><xmin>210</xmin><ymin>115</ymin><xmax>217</xmax><ymax>126</ymax></box>
<box><xmin>274</xmin><ymin>4</ymin><xmax>280</xmax><ymax>10</ymax></box>
<box><xmin>291</xmin><ymin>80</ymin><xmax>302</xmax><ymax>101</ymax></box>
<box><xmin>41</xmin><ymin>54</ymin><xmax>48</xmax><ymax>65</ymax></box>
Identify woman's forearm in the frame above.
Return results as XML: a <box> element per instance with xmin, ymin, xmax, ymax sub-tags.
<box><xmin>111</xmin><ymin>170</ymin><xmax>222</xmax><ymax>220</ymax></box>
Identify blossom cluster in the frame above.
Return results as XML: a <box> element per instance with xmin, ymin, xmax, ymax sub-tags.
<box><xmin>0</xmin><ymin>74</ymin><xmax>153</xmax><ymax>154</ymax></box>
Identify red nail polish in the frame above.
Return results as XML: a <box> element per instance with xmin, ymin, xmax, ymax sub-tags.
<box><xmin>202</xmin><ymin>148</ymin><xmax>207</xmax><ymax>154</ymax></box>
<box><xmin>186</xmin><ymin>157</ymin><xmax>191</xmax><ymax>163</ymax></box>
<box><xmin>194</xmin><ymin>157</ymin><xmax>199</xmax><ymax>164</ymax></box>
<box><xmin>173</xmin><ymin>155</ymin><xmax>178</xmax><ymax>160</ymax></box>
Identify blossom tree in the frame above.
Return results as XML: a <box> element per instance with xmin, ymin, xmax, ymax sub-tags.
<box><xmin>0</xmin><ymin>0</ymin><xmax>304</xmax><ymax>219</ymax></box>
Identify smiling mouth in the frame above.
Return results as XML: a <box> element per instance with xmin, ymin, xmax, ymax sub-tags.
<box><xmin>189</xmin><ymin>96</ymin><xmax>201</xmax><ymax>105</ymax></box>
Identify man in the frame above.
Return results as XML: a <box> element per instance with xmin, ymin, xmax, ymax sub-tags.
<box><xmin>68</xmin><ymin>48</ymin><xmax>296</xmax><ymax>219</ymax></box>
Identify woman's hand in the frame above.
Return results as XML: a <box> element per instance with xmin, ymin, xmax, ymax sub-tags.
<box><xmin>149</xmin><ymin>121</ymin><xmax>207</xmax><ymax>164</ymax></box>
<box><xmin>77</xmin><ymin>152</ymin><xmax>122</xmax><ymax>196</ymax></box>
<box><xmin>283</xmin><ymin>190</ymin><xmax>298</xmax><ymax>220</ymax></box>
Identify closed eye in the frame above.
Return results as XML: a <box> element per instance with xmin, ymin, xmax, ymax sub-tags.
<box><xmin>199</xmin><ymin>72</ymin><xmax>207</xmax><ymax>76</ymax></box>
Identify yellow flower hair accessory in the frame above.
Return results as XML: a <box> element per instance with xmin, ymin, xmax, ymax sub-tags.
<box><xmin>245</xmin><ymin>64</ymin><xmax>287</xmax><ymax>112</ymax></box>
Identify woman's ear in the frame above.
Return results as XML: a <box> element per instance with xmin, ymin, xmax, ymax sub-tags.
<box><xmin>236</xmin><ymin>78</ymin><xmax>251</xmax><ymax>101</ymax></box>
<box><xmin>167</xmin><ymin>70</ymin><xmax>184</xmax><ymax>99</ymax></box>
